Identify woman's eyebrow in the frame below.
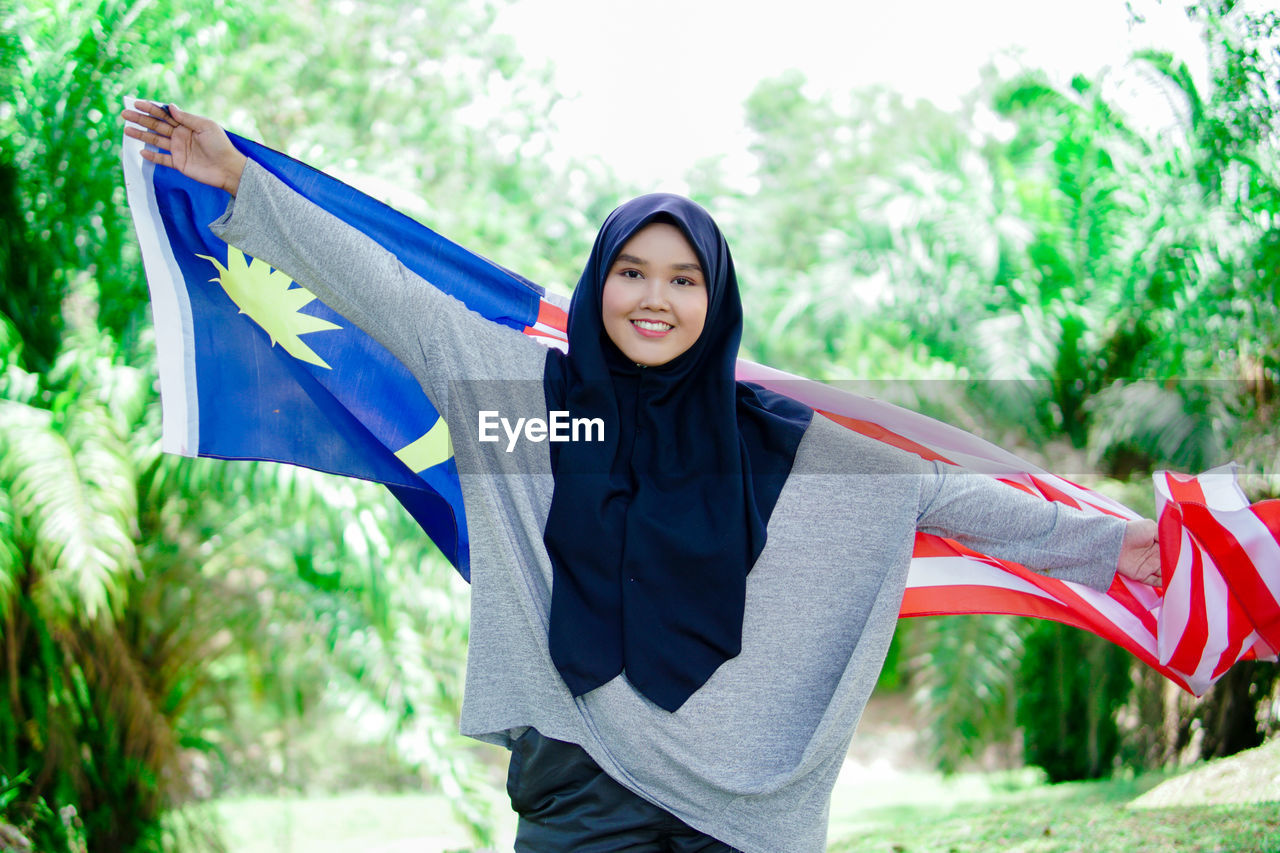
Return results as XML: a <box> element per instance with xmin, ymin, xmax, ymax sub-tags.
<box><xmin>613</xmin><ymin>254</ymin><xmax>703</xmax><ymax>274</ymax></box>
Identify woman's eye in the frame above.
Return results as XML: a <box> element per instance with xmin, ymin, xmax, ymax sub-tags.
<box><xmin>673</xmin><ymin>277</ymin><xmax>697</xmax><ymax>287</ymax></box>
<box><xmin>620</xmin><ymin>269</ymin><xmax>642</xmax><ymax>279</ymax></box>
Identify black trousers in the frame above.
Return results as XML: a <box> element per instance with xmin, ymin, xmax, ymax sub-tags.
<box><xmin>506</xmin><ymin>729</ymin><xmax>741</xmax><ymax>852</ymax></box>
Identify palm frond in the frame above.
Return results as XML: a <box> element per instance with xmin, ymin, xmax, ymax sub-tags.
<box><xmin>0</xmin><ymin>400</ymin><xmax>137</xmax><ymax>622</ymax></box>
<box><xmin>910</xmin><ymin>614</ymin><xmax>1028</xmax><ymax>773</ymax></box>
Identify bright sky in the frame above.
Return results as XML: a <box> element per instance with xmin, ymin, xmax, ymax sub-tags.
<box><xmin>494</xmin><ymin>0</ymin><xmax>1207</xmax><ymax>190</ymax></box>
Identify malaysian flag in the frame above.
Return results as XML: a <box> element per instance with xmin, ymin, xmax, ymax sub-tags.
<box><xmin>123</xmin><ymin>120</ymin><xmax>1279</xmax><ymax>696</ymax></box>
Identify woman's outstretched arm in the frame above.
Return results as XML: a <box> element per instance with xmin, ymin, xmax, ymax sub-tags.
<box><xmin>917</xmin><ymin>463</ymin><xmax>1162</xmax><ymax>591</ymax></box>
<box><xmin>122</xmin><ymin>100</ymin><xmax>247</xmax><ymax>196</ymax></box>
<box><xmin>120</xmin><ymin>99</ymin><xmax>546</xmax><ymax>411</ymax></box>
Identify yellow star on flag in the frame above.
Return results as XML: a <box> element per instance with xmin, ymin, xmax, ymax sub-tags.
<box><xmin>199</xmin><ymin>248</ymin><xmax>341</xmax><ymax>368</ymax></box>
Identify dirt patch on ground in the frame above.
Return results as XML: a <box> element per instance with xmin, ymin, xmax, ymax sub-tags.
<box><xmin>1129</xmin><ymin>738</ymin><xmax>1280</xmax><ymax>808</ymax></box>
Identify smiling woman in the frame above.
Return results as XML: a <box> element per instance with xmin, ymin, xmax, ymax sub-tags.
<box><xmin>601</xmin><ymin>221</ymin><xmax>708</xmax><ymax>366</ymax></box>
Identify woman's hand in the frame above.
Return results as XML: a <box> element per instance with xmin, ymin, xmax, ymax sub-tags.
<box><xmin>122</xmin><ymin>100</ymin><xmax>248</xmax><ymax>196</ymax></box>
<box><xmin>1117</xmin><ymin>518</ymin><xmax>1161</xmax><ymax>586</ymax></box>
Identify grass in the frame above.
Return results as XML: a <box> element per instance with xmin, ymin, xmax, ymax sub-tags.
<box><xmin>826</xmin><ymin>771</ymin><xmax>1280</xmax><ymax>852</ymax></box>
<box><xmin>210</xmin><ymin>790</ymin><xmax>517</xmax><ymax>852</ymax></box>
<box><xmin>213</xmin><ymin>770</ymin><xmax>1279</xmax><ymax>852</ymax></box>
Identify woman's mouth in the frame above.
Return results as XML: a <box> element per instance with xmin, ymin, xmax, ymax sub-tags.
<box><xmin>632</xmin><ymin>319</ymin><xmax>673</xmax><ymax>338</ymax></box>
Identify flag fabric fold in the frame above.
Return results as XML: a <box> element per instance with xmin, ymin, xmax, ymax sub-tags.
<box><xmin>122</xmin><ymin>119</ymin><xmax>1279</xmax><ymax>695</ymax></box>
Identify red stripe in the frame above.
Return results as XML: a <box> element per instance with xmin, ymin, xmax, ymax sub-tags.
<box><xmin>1165</xmin><ymin>470</ymin><xmax>1207</xmax><ymax>505</ymax></box>
<box><xmin>1004</xmin><ymin>474</ymin><xmax>1128</xmax><ymax>518</ymax></box>
<box><xmin>537</xmin><ymin>299</ymin><xmax>568</xmax><ymax>333</ymax></box>
<box><xmin>1165</xmin><ymin>536</ymin><xmax>1210</xmax><ymax>676</ymax></box>
<box><xmin>1212</xmin><ymin>635</ymin><xmax>1245</xmax><ymax>680</ymax></box>
<box><xmin>1211</xmin><ymin>597</ymin><xmax>1256</xmax><ymax>679</ymax></box>
<box><xmin>990</xmin><ymin>476</ymin><xmax>1126</xmax><ymax>520</ymax></box>
<box><xmin>1241</xmin><ymin>645</ymin><xmax>1271</xmax><ymax>662</ymax></box>
<box><xmin>1028</xmin><ymin>475</ymin><xmax>1082</xmax><ymax>509</ymax></box>
<box><xmin>901</xmin><ymin>583</ymin><xmax>1073</xmax><ymax>623</ymax></box>
<box><xmin>817</xmin><ymin>411</ymin><xmax>956</xmax><ymax>465</ymax></box>
<box><xmin>1156</xmin><ymin>496</ymin><xmax>1184</xmax><ymax>573</ymax></box>
<box><xmin>1076</xmin><ymin>497</ymin><xmax>1130</xmax><ymax>519</ymax></box>
<box><xmin>912</xmin><ymin>532</ymin><xmax>964</xmax><ymax>559</ymax></box>
<box><xmin>994</xmin><ymin>478</ymin><xmax>1038</xmax><ymax>497</ymax></box>
<box><xmin>910</xmin><ymin>538</ymin><xmax>1158</xmax><ymax>648</ymax></box>
<box><xmin>1253</xmin><ymin>499</ymin><xmax>1280</xmax><ymax>532</ymax></box>
<box><xmin>912</xmin><ymin>534</ymin><xmax>1026</xmax><ymax>576</ymax></box>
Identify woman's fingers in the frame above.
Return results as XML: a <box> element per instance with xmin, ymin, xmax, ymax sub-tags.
<box><xmin>125</xmin><ymin>112</ymin><xmax>173</xmax><ymax>138</ymax></box>
<box><xmin>1118</xmin><ymin>518</ymin><xmax>1162</xmax><ymax>586</ymax></box>
<box><xmin>130</xmin><ymin>99</ymin><xmax>178</xmax><ymax>125</ymax></box>
<box><xmin>124</xmin><ymin>124</ymin><xmax>172</xmax><ymax>150</ymax></box>
<box><xmin>123</xmin><ymin>106</ymin><xmax>177</xmax><ymax>158</ymax></box>
<box><xmin>121</xmin><ymin>100</ymin><xmax>246</xmax><ymax>195</ymax></box>
<box><xmin>123</xmin><ymin>101</ymin><xmax>174</xmax><ymax>132</ymax></box>
<box><xmin>138</xmin><ymin>147</ymin><xmax>173</xmax><ymax>168</ymax></box>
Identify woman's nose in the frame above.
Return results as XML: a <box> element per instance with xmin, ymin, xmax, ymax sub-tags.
<box><xmin>638</xmin><ymin>281</ymin><xmax>668</xmax><ymax>310</ymax></box>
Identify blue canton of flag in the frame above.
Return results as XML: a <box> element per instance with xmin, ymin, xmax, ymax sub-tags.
<box><xmin>123</xmin><ymin>108</ymin><xmax>549</xmax><ymax>578</ymax></box>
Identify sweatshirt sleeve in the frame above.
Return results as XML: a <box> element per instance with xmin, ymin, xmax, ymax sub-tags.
<box><xmin>208</xmin><ymin>158</ymin><xmax>548</xmax><ymax>414</ymax></box>
<box><xmin>916</xmin><ymin>462</ymin><xmax>1125</xmax><ymax>592</ymax></box>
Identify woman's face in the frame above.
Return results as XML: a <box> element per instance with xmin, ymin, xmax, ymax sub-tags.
<box><xmin>601</xmin><ymin>222</ymin><xmax>708</xmax><ymax>366</ymax></box>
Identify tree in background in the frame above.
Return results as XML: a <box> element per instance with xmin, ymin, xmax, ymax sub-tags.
<box><xmin>1</xmin><ymin>0</ymin><xmax>615</xmax><ymax>849</ymax></box>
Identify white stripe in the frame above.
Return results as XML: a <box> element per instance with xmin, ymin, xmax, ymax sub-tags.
<box><xmin>905</xmin><ymin>555</ymin><xmax>1062</xmax><ymax>601</ymax></box>
<box><xmin>1193</xmin><ymin>464</ymin><xmax>1248</xmax><ymax>511</ymax></box>
<box><xmin>542</xmin><ymin>290</ymin><xmax>570</xmax><ymax>311</ymax></box>
<box><xmin>532</xmin><ymin>321</ymin><xmax>566</xmax><ymax>340</ymax></box>
<box><xmin>1181</xmin><ymin>668</ymin><xmax>1214</xmax><ymax>696</ymax></box>
<box><xmin>122</xmin><ymin>99</ymin><xmax>199</xmax><ymax>455</ymax></box>
<box><xmin>1242</xmin><ymin>629</ymin><xmax>1280</xmax><ymax>662</ymax></box>
<box><xmin>1157</xmin><ymin>523</ymin><xmax>1197</xmax><ymax>667</ymax></box>
<box><xmin>526</xmin><ymin>329</ymin><xmax>568</xmax><ymax>353</ymax></box>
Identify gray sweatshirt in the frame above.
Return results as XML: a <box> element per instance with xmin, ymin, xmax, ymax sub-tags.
<box><xmin>211</xmin><ymin>160</ymin><xmax>1125</xmax><ymax>852</ymax></box>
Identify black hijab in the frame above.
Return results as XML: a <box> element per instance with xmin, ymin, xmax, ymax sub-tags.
<box><xmin>542</xmin><ymin>193</ymin><xmax>812</xmax><ymax>712</ymax></box>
